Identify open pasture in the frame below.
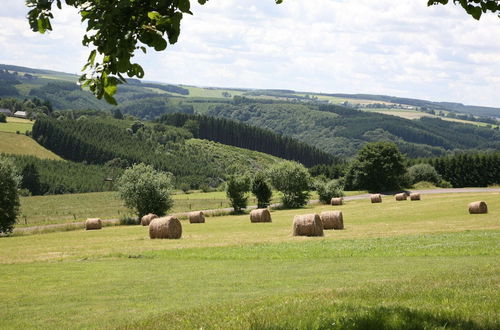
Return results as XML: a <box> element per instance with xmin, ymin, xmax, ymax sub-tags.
<box><xmin>1</xmin><ymin>192</ymin><xmax>498</xmax><ymax>328</ymax></box>
<box><xmin>0</xmin><ymin>131</ymin><xmax>62</xmax><ymax>160</ymax></box>
<box><xmin>0</xmin><ymin>117</ymin><xmax>34</xmax><ymax>134</ymax></box>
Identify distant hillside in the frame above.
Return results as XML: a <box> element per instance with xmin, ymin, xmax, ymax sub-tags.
<box><xmin>206</xmin><ymin>102</ymin><xmax>500</xmax><ymax>158</ymax></box>
<box><xmin>158</xmin><ymin>113</ymin><xmax>335</xmax><ymax>167</ymax></box>
<box><xmin>31</xmin><ymin>116</ymin><xmax>281</xmax><ymax>188</ymax></box>
<box><xmin>322</xmin><ymin>93</ymin><xmax>500</xmax><ymax>118</ymax></box>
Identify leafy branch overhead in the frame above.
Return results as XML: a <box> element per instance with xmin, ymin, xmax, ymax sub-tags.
<box><xmin>27</xmin><ymin>0</ymin><xmax>499</xmax><ymax>104</ymax></box>
<box><xmin>428</xmin><ymin>0</ymin><xmax>500</xmax><ymax>20</ymax></box>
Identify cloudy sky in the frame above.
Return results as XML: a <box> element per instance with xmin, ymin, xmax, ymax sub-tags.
<box><xmin>1</xmin><ymin>1</ymin><xmax>500</xmax><ymax>107</ymax></box>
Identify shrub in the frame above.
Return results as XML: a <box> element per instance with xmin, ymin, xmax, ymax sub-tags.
<box><xmin>179</xmin><ymin>183</ymin><xmax>190</xmax><ymax>194</ymax></box>
<box><xmin>119</xmin><ymin>215</ymin><xmax>140</xmax><ymax>225</ymax></box>
<box><xmin>0</xmin><ymin>158</ymin><xmax>20</xmax><ymax>235</ymax></box>
<box><xmin>0</xmin><ymin>113</ymin><xmax>6</xmax><ymax>123</ymax></box>
<box><xmin>407</xmin><ymin>164</ymin><xmax>441</xmax><ymax>185</ymax></box>
<box><xmin>345</xmin><ymin>142</ymin><xmax>406</xmax><ymax>192</ymax></box>
<box><xmin>316</xmin><ymin>179</ymin><xmax>344</xmax><ymax>204</ymax></box>
<box><xmin>226</xmin><ymin>175</ymin><xmax>251</xmax><ymax>213</ymax></box>
<box><xmin>269</xmin><ymin>161</ymin><xmax>312</xmax><ymax>208</ymax></box>
<box><xmin>117</xmin><ymin>163</ymin><xmax>174</xmax><ymax>218</ymax></box>
<box><xmin>251</xmin><ymin>171</ymin><xmax>273</xmax><ymax>208</ymax></box>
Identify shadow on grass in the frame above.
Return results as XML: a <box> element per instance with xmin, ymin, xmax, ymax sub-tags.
<box><xmin>250</xmin><ymin>305</ymin><xmax>490</xmax><ymax>330</ymax></box>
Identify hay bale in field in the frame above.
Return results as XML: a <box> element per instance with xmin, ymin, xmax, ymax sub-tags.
<box><xmin>250</xmin><ymin>208</ymin><xmax>272</xmax><ymax>223</ymax></box>
<box><xmin>85</xmin><ymin>218</ymin><xmax>102</xmax><ymax>230</ymax></box>
<box><xmin>189</xmin><ymin>211</ymin><xmax>205</xmax><ymax>224</ymax></box>
<box><xmin>149</xmin><ymin>216</ymin><xmax>182</xmax><ymax>239</ymax></box>
<box><xmin>370</xmin><ymin>194</ymin><xmax>382</xmax><ymax>203</ymax></box>
<box><xmin>141</xmin><ymin>213</ymin><xmax>158</xmax><ymax>226</ymax></box>
<box><xmin>410</xmin><ymin>193</ymin><xmax>421</xmax><ymax>201</ymax></box>
<box><xmin>395</xmin><ymin>193</ymin><xmax>407</xmax><ymax>201</ymax></box>
<box><xmin>293</xmin><ymin>214</ymin><xmax>324</xmax><ymax>237</ymax></box>
<box><xmin>468</xmin><ymin>201</ymin><xmax>488</xmax><ymax>214</ymax></box>
<box><xmin>320</xmin><ymin>211</ymin><xmax>344</xmax><ymax>230</ymax></box>
<box><xmin>331</xmin><ymin>197</ymin><xmax>343</xmax><ymax>205</ymax></box>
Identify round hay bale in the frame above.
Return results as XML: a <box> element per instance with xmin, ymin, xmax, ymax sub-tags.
<box><xmin>85</xmin><ymin>218</ymin><xmax>102</xmax><ymax>230</ymax></box>
<box><xmin>250</xmin><ymin>209</ymin><xmax>272</xmax><ymax>223</ymax></box>
<box><xmin>331</xmin><ymin>197</ymin><xmax>343</xmax><ymax>205</ymax></box>
<box><xmin>189</xmin><ymin>211</ymin><xmax>205</xmax><ymax>224</ymax></box>
<box><xmin>141</xmin><ymin>213</ymin><xmax>158</xmax><ymax>226</ymax></box>
<box><xmin>468</xmin><ymin>201</ymin><xmax>488</xmax><ymax>214</ymax></box>
<box><xmin>395</xmin><ymin>193</ymin><xmax>407</xmax><ymax>201</ymax></box>
<box><xmin>149</xmin><ymin>216</ymin><xmax>182</xmax><ymax>239</ymax></box>
<box><xmin>370</xmin><ymin>194</ymin><xmax>382</xmax><ymax>203</ymax></box>
<box><xmin>320</xmin><ymin>211</ymin><xmax>344</xmax><ymax>230</ymax></box>
<box><xmin>293</xmin><ymin>214</ymin><xmax>324</xmax><ymax>237</ymax></box>
<box><xmin>410</xmin><ymin>193</ymin><xmax>421</xmax><ymax>201</ymax></box>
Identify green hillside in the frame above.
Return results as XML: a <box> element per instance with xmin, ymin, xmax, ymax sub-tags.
<box><xmin>206</xmin><ymin>101</ymin><xmax>500</xmax><ymax>158</ymax></box>
<box><xmin>31</xmin><ymin>115</ymin><xmax>281</xmax><ymax>188</ymax></box>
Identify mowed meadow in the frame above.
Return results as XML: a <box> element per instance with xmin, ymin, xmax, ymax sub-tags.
<box><xmin>0</xmin><ymin>192</ymin><xmax>499</xmax><ymax>329</ymax></box>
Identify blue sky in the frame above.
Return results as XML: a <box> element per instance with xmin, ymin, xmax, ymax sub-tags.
<box><xmin>1</xmin><ymin>0</ymin><xmax>500</xmax><ymax>108</ymax></box>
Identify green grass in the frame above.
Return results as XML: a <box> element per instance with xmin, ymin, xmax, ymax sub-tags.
<box><xmin>0</xmin><ymin>192</ymin><xmax>498</xmax><ymax>328</ymax></box>
<box><xmin>18</xmin><ymin>190</ymin><xmax>291</xmax><ymax>227</ymax></box>
<box><xmin>0</xmin><ymin>117</ymin><xmax>34</xmax><ymax>134</ymax></box>
<box><xmin>0</xmin><ymin>131</ymin><xmax>62</xmax><ymax>160</ymax></box>
<box><xmin>183</xmin><ymin>86</ymin><xmax>246</xmax><ymax>98</ymax></box>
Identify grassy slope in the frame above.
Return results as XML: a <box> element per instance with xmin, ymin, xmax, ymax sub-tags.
<box><xmin>0</xmin><ymin>192</ymin><xmax>498</xmax><ymax>328</ymax></box>
<box><xmin>0</xmin><ymin>131</ymin><xmax>62</xmax><ymax>160</ymax></box>
<box><xmin>0</xmin><ymin>117</ymin><xmax>34</xmax><ymax>133</ymax></box>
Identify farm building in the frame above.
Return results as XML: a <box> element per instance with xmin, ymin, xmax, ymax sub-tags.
<box><xmin>13</xmin><ymin>111</ymin><xmax>27</xmax><ymax>119</ymax></box>
<box><xmin>0</xmin><ymin>108</ymin><xmax>11</xmax><ymax>116</ymax></box>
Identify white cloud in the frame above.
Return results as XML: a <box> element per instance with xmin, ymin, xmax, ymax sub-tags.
<box><xmin>1</xmin><ymin>0</ymin><xmax>499</xmax><ymax>107</ymax></box>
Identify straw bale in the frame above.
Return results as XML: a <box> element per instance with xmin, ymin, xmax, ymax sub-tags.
<box><xmin>250</xmin><ymin>209</ymin><xmax>272</xmax><ymax>223</ymax></box>
<box><xmin>189</xmin><ymin>211</ymin><xmax>205</xmax><ymax>224</ymax></box>
<box><xmin>320</xmin><ymin>211</ymin><xmax>344</xmax><ymax>230</ymax></box>
<box><xmin>370</xmin><ymin>194</ymin><xmax>382</xmax><ymax>203</ymax></box>
<box><xmin>468</xmin><ymin>201</ymin><xmax>488</xmax><ymax>214</ymax></box>
<box><xmin>85</xmin><ymin>218</ymin><xmax>102</xmax><ymax>230</ymax></box>
<box><xmin>395</xmin><ymin>193</ymin><xmax>407</xmax><ymax>201</ymax></box>
<box><xmin>141</xmin><ymin>213</ymin><xmax>158</xmax><ymax>226</ymax></box>
<box><xmin>292</xmin><ymin>214</ymin><xmax>324</xmax><ymax>237</ymax></box>
<box><xmin>331</xmin><ymin>197</ymin><xmax>343</xmax><ymax>205</ymax></box>
<box><xmin>410</xmin><ymin>193</ymin><xmax>421</xmax><ymax>201</ymax></box>
<box><xmin>149</xmin><ymin>216</ymin><xmax>182</xmax><ymax>239</ymax></box>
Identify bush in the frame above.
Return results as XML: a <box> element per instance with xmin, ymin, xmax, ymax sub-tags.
<box><xmin>0</xmin><ymin>158</ymin><xmax>20</xmax><ymax>234</ymax></box>
<box><xmin>179</xmin><ymin>183</ymin><xmax>190</xmax><ymax>194</ymax></box>
<box><xmin>407</xmin><ymin>164</ymin><xmax>441</xmax><ymax>185</ymax></box>
<box><xmin>119</xmin><ymin>215</ymin><xmax>140</xmax><ymax>225</ymax></box>
<box><xmin>268</xmin><ymin>161</ymin><xmax>312</xmax><ymax>208</ymax></box>
<box><xmin>0</xmin><ymin>113</ymin><xmax>6</xmax><ymax>123</ymax></box>
<box><xmin>345</xmin><ymin>142</ymin><xmax>406</xmax><ymax>192</ymax></box>
<box><xmin>316</xmin><ymin>179</ymin><xmax>344</xmax><ymax>204</ymax></box>
<box><xmin>251</xmin><ymin>171</ymin><xmax>273</xmax><ymax>208</ymax></box>
<box><xmin>226</xmin><ymin>175</ymin><xmax>251</xmax><ymax>213</ymax></box>
<box><xmin>117</xmin><ymin>163</ymin><xmax>174</xmax><ymax>218</ymax></box>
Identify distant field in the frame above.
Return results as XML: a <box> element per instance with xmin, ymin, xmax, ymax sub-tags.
<box><xmin>184</xmin><ymin>86</ymin><xmax>246</xmax><ymax>98</ymax></box>
<box><xmin>0</xmin><ymin>131</ymin><xmax>62</xmax><ymax>160</ymax></box>
<box><xmin>0</xmin><ymin>117</ymin><xmax>34</xmax><ymax>134</ymax></box>
<box><xmin>0</xmin><ymin>192</ymin><xmax>498</xmax><ymax>328</ymax></box>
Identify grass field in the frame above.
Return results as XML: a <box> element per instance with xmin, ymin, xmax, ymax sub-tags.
<box><xmin>17</xmin><ymin>190</ymin><xmax>364</xmax><ymax>227</ymax></box>
<box><xmin>0</xmin><ymin>117</ymin><xmax>34</xmax><ymax>134</ymax></box>
<box><xmin>0</xmin><ymin>131</ymin><xmax>62</xmax><ymax>160</ymax></box>
<box><xmin>1</xmin><ymin>192</ymin><xmax>498</xmax><ymax>328</ymax></box>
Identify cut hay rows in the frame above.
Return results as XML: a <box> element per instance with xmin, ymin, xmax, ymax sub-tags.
<box><xmin>189</xmin><ymin>211</ymin><xmax>205</xmax><ymax>224</ymax></box>
<box><xmin>149</xmin><ymin>216</ymin><xmax>182</xmax><ymax>239</ymax></box>
<box><xmin>468</xmin><ymin>201</ymin><xmax>488</xmax><ymax>214</ymax></box>
<box><xmin>85</xmin><ymin>218</ymin><xmax>102</xmax><ymax>230</ymax></box>
<box><xmin>320</xmin><ymin>211</ymin><xmax>344</xmax><ymax>230</ymax></box>
<box><xmin>250</xmin><ymin>209</ymin><xmax>272</xmax><ymax>223</ymax></box>
<box><xmin>141</xmin><ymin>213</ymin><xmax>158</xmax><ymax>226</ymax></box>
<box><xmin>293</xmin><ymin>214</ymin><xmax>324</xmax><ymax>237</ymax></box>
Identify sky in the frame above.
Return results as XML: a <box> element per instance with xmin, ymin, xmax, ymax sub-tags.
<box><xmin>1</xmin><ymin>1</ymin><xmax>500</xmax><ymax>108</ymax></box>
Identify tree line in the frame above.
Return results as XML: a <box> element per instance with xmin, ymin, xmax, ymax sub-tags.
<box><xmin>158</xmin><ymin>113</ymin><xmax>336</xmax><ymax>167</ymax></box>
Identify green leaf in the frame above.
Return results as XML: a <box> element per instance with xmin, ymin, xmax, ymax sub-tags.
<box><xmin>179</xmin><ymin>0</ymin><xmax>191</xmax><ymax>13</ymax></box>
<box><xmin>148</xmin><ymin>11</ymin><xmax>161</xmax><ymax>20</ymax></box>
<box><xmin>103</xmin><ymin>92</ymin><xmax>118</xmax><ymax>105</ymax></box>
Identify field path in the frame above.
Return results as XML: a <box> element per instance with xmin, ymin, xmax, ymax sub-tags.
<box><xmin>15</xmin><ymin>187</ymin><xmax>498</xmax><ymax>233</ymax></box>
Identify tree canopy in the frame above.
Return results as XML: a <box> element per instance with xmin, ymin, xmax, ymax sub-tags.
<box><xmin>27</xmin><ymin>0</ymin><xmax>498</xmax><ymax>104</ymax></box>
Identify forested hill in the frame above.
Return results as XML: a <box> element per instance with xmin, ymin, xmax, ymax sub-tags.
<box><xmin>158</xmin><ymin>113</ymin><xmax>335</xmax><ymax>167</ymax></box>
<box><xmin>206</xmin><ymin>102</ymin><xmax>500</xmax><ymax>158</ymax></box>
<box><xmin>31</xmin><ymin>117</ymin><xmax>281</xmax><ymax>188</ymax></box>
